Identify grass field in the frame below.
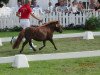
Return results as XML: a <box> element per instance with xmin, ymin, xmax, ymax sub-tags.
<box><xmin>0</xmin><ymin>30</ymin><xmax>100</xmax><ymax>75</ymax></box>
<box><xmin>0</xmin><ymin>36</ymin><xmax>100</xmax><ymax>57</ymax></box>
<box><xmin>0</xmin><ymin>29</ymin><xmax>100</xmax><ymax>37</ymax></box>
<box><xmin>0</xmin><ymin>57</ymin><xmax>100</xmax><ymax>75</ymax></box>
<box><xmin>0</xmin><ymin>29</ymin><xmax>90</xmax><ymax>37</ymax></box>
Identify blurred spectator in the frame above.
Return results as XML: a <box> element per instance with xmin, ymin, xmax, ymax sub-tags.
<box><xmin>57</xmin><ymin>0</ymin><xmax>68</xmax><ymax>12</ymax></box>
<box><xmin>71</xmin><ymin>1</ymin><xmax>79</xmax><ymax>14</ymax></box>
<box><xmin>47</xmin><ymin>2</ymin><xmax>54</xmax><ymax>13</ymax></box>
<box><xmin>18</xmin><ymin>2</ymin><xmax>22</xmax><ymax>8</ymax></box>
<box><xmin>32</xmin><ymin>0</ymin><xmax>37</xmax><ymax>8</ymax></box>
<box><xmin>78</xmin><ymin>1</ymin><xmax>84</xmax><ymax>12</ymax></box>
<box><xmin>95</xmin><ymin>2</ymin><xmax>100</xmax><ymax>11</ymax></box>
<box><xmin>32</xmin><ymin>5</ymin><xmax>44</xmax><ymax>18</ymax></box>
<box><xmin>64</xmin><ymin>0</ymin><xmax>67</xmax><ymax>6</ymax></box>
<box><xmin>0</xmin><ymin>3</ymin><xmax>3</xmax><ymax>8</ymax></box>
<box><xmin>89</xmin><ymin>0</ymin><xmax>96</xmax><ymax>9</ymax></box>
<box><xmin>74</xmin><ymin>0</ymin><xmax>77</xmax><ymax>3</ymax></box>
<box><xmin>55</xmin><ymin>2</ymin><xmax>60</xmax><ymax>7</ymax></box>
<box><xmin>66</xmin><ymin>1</ymin><xmax>72</xmax><ymax>13</ymax></box>
<box><xmin>53</xmin><ymin>2</ymin><xmax>60</xmax><ymax>12</ymax></box>
<box><xmin>32</xmin><ymin>0</ymin><xmax>44</xmax><ymax>17</ymax></box>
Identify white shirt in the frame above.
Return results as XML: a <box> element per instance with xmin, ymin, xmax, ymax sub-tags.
<box><xmin>32</xmin><ymin>7</ymin><xmax>44</xmax><ymax>17</ymax></box>
<box><xmin>71</xmin><ymin>5</ymin><xmax>78</xmax><ymax>13</ymax></box>
<box><xmin>47</xmin><ymin>6</ymin><xmax>54</xmax><ymax>12</ymax></box>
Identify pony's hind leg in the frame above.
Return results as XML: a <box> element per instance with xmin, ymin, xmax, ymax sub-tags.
<box><xmin>49</xmin><ymin>39</ymin><xmax>57</xmax><ymax>50</ymax></box>
<box><xmin>20</xmin><ymin>40</ymin><xmax>28</xmax><ymax>53</ymax></box>
<box><xmin>39</xmin><ymin>41</ymin><xmax>46</xmax><ymax>50</ymax></box>
<box><xmin>29</xmin><ymin>41</ymin><xmax>36</xmax><ymax>51</ymax></box>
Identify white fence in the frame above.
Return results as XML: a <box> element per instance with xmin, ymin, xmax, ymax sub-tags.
<box><xmin>0</xmin><ymin>10</ymin><xmax>100</xmax><ymax>29</ymax></box>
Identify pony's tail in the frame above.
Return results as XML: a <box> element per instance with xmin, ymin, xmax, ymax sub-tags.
<box><xmin>12</xmin><ymin>29</ymin><xmax>25</xmax><ymax>49</ymax></box>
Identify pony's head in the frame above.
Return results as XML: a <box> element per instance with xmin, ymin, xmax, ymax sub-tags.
<box><xmin>52</xmin><ymin>21</ymin><xmax>62</xmax><ymax>33</ymax></box>
<box><xmin>46</xmin><ymin>20</ymin><xmax>62</xmax><ymax>33</ymax></box>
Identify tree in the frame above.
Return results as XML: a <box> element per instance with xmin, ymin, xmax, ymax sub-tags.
<box><xmin>0</xmin><ymin>0</ymin><xmax>9</xmax><ymax>4</ymax></box>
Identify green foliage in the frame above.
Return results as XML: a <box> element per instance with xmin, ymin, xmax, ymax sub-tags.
<box><xmin>85</xmin><ymin>16</ymin><xmax>100</xmax><ymax>30</ymax></box>
<box><xmin>0</xmin><ymin>26</ymin><xmax>22</xmax><ymax>32</ymax></box>
<box><xmin>9</xmin><ymin>26</ymin><xmax>22</xmax><ymax>32</ymax></box>
<box><xmin>97</xmin><ymin>17</ymin><xmax>100</xmax><ymax>28</ymax></box>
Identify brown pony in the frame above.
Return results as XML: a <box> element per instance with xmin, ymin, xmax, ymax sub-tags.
<box><xmin>13</xmin><ymin>21</ymin><xmax>62</xmax><ymax>53</ymax></box>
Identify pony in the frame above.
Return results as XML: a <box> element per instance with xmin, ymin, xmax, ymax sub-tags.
<box><xmin>12</xmin><ymin>20</ymin><xmax>62</xmax><ymax>53</ymax></box>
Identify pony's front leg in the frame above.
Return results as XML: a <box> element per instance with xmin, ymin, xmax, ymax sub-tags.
<box><xmin>20</xmin><ymin>40</ymin><xmax>28</xmax><ymax>53</ymax></box>
<box><xmin>49</xmin><ymin>39</ymin><xmax>57</xmax><ymax>50</ymax></box>
<box><xmin>39</xmin><ymin>41</ymin><xmax>46</xmax><ymax>50</ymax></box>
<box><xmin>29</xmin><ymin>41</ymin><xmax>36</xmax><ymax>51</ymax></box>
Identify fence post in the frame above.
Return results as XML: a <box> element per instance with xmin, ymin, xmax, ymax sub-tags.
<box><xmin>83</xmin><ymin>31</ymin><xmax>94</xmax><ymax>40</ymax></box>
<box><xmin>0</xmin><ymin>38</ymin><xmax>2</xmax><ymax>46</ymax></box>
<box><xmin>12</xmin><ymin>54</ymin><xmax>29</xmax><ymax>68</ymax></box>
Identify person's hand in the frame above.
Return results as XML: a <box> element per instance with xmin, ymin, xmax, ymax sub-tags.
<box><xmin>39</xmin><ymin>19</ymin><xmax>43</xmax><ymax>23</ymax></box>
<box><xmin>38</xmin><ymin>19</ymin><xmax>43</xmax><ymax>24</ymax></box>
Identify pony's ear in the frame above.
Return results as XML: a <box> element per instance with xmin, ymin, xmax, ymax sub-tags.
<box><xmin>56</xmin><ymin>24</ymin><xmax>59</xmax><ymax>27</ymax></box>
<box><xmin>56</xmin><ymin>21</ymin><xmax>60</xmax><ymax>25</ymax></box>
<box><xmin>56</xmin><ymin>21</ymin><xmax>59</xmax><ymax>23</ymax></box>
<box><xmin>55</xmin><ymin>21</ymin><xmax>59</xmax><ymax>27</ymax></box>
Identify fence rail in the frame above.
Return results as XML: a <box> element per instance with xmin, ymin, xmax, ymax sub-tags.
<box><xmin>0</xmin><ymin>10</ymin><xmax>100</xmax><ymax>29</ymax></box>
<box><xmin>1</xmin><ymin>50</ymin><xmax>100</xmax><ymax>64</ymax></box>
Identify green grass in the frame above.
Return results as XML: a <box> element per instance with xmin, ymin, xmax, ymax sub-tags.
<box><xmin>0</xmin><ymin>29</ymin><xmax>100</xmax><ymax>37</ymax></box>
<box><xmin>0</xmin><ymin>31</ymin><xmax>19</xmax><ymax>37</ymax></box>
<box><xmin>0</xmin><ymin>29</ymin><xmax>89</xmax><ymax>37</ymax></box>
<box><xmin>0</xmin><ymin>57</ymin><xmax>100</xmax><ymax>75</ymax></box>
<box><xmin>0</xmin><ymin>30</ymin><xmax>84</xmax><ymax>37</ymax></box>
<box><xmin>0</xmin><ymin>30</ymin><xmax>100</xmax><ymax>75</ymax></box>
<box><xmin>0</xmin><ymin>36</ymin><xmax>100</xmax><ymax>57</ymax></box>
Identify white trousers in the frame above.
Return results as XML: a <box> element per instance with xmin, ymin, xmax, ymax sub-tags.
<box><xmin>20</xmin><ymin>19</ymin><xmax>37</xmax><ymax>48</ymax></box>
<box><xmin>20</xmin><ymin>19</ymin><xmax>30</xmax><ymax>29</ymax></box>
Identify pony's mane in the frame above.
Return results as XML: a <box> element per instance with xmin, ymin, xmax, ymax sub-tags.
<box><xmin>44</xmin><ymin>20</ymin><xmax>58</xmax><ymax>26</ymax></box>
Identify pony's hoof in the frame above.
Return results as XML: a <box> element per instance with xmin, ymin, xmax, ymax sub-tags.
<box><xmin>33</xmin><ymin>49</ymin><xmax>36</xmax><ymax>51</ymax></box>
<box><xmin>19</xmin><ymin>51</ymin><xmax>22</xmax><ymax>54</ymax></box>
<box><xmin>34</xmin><ymin>50</ymin><xmax>36</xmax><ymax>51</ymax></box>
<box><xmin>39</xmin><ymin>48</ymin><xmax>42</xmax><ymax>50</ymax></box>
<box><xmin>55</xmin><ymin>49</ymin><xmax>57</xmax><ymax>50</ymax></box>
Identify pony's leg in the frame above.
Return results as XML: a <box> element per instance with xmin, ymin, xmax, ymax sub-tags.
<box><xmin>39</xmin><ymin>41</ymin><xmax>46</xmax><ymax>50</ymax></box>
<box><xmin>20</xmin><ymin>40</ymin><xmax>28</xmax><ymax>53</ymax></box>
<box><xmin>49</xmin><ymin>39</ymin><xmax>57</xmax><ymax>50</ymax></box>
<box><xmin>29</xmin><ymin>41</ymin><xmax>36</xmax><ymax>51</ymax></box>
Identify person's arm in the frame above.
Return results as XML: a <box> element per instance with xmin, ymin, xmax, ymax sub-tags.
<box><xmin>16</xmin><ymin>12</ymin><xmax>20</xmax><ymax>18</ymax></box>
<box><xmin>39</xmin><ymin>8</ymin><xmax>44</xmax><ymax>15</ymax></box>
<box><xmin>30</xmin><ymin>13</ymin><xmax>42</xmax><ymax>22</ymax></box>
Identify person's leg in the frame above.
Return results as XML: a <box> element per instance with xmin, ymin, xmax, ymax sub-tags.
<box><xmin>20</xmin><ymin>19</ymin><xmax>37</xmax><ymax>49</ymax></box>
